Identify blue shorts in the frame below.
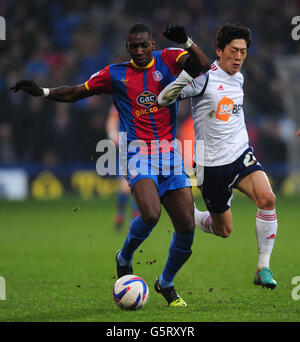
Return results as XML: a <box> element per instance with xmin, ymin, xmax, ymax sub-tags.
<box><xmin>198</xmin><ymin>147</ymin><xmax>264</xmax><ymax>214</ymax></box>
<box><xmin>124</xmin><ymin>149</ymin><xmax>191</xmax><ymax>198</ymax></box>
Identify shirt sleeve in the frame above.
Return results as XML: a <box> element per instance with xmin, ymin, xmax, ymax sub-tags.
<box><xmin>85</xmin><ymin>65</ymin><xmax>113</xmax><ymax>94</ymax></box>
<box><xmin>158</xmin><ymin>70</ymin><xmax>193</xmax><ymax>106</ymax></box>
<box><xmin>180</xmin><ymin>72</ymin><xmax>209</xmax><ymax>99</ymax></box>
<box><xmin>161</xmin><ymin>48</ymin><xmax>188</xmax><ymax>76</ymax></box>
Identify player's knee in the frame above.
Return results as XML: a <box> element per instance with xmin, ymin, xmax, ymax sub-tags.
<box><xmin>257</xmin><ymin>191</ymin><xmax>276</xmax><ymax>210</ymax></box>
<box><xmin>140</xmin><ymin>208</ymin><xmax>161</xmax><ymax>226</ymax></box>
<box><xmin>137</xmin><ymin>198</ymin><xmax>161</xmax><ymax>226</ymax></box>
<box><xmin>184</xmin><ymin>217</ymin><xmax>195</xmax><ymax>235</ymax></box>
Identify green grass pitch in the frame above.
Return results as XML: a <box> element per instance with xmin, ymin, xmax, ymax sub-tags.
<box><xmin>0</xmin><ymin>193</ymin><xmax>300</xmax><ymax>322</ymax></box>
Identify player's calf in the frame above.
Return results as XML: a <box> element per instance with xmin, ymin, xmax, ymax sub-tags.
<box><xmin>194</xmin><ymin>206</ymin><xmax>232</xmax><ymax>238</ymax></box>
<box><xmin>213</xmin><ymin>222</ymin><xmax>232</xmax><ymax>238</ymax></box>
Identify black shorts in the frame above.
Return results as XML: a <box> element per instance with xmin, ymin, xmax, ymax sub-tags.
<box><xmin>197</xmin><ymin>147</ymin><xmax>264</xmax><ymax>214</ymax></box>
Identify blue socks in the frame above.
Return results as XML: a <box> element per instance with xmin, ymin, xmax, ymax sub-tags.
<box><xmin>159</xmin><ymin>231</ymin><xmax>194</xmax><ymax>289</ymax></box>
<box><xmin>118</xmin><ymin>219</ymin><xmax>194</xmax><ymax>289</ymax></box>
<box><xmin>118</xmin><ymin>216</ymin><xmax>155</xmax><ymax>266</ymax></box>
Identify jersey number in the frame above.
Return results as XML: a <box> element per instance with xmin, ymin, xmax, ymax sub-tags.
<box><xmin>243</xmin><ymin>152</ymin><xmax>256</xmax><ymax>167</ymax></box>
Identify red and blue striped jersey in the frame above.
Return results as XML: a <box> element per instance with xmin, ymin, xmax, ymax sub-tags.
<box><xmin>85</xmin><ymin>48</ymin><xmax>188</xmax><ymax>151</ymax></box>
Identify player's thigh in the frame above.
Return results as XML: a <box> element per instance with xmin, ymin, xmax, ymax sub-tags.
<box><xmin>236</xmin><ymin>170</ymin><xmax>276</xmax><ymax>209</ymax></box>
<box><xmin>210</xmin><ymin>209</ymin><xmax>233</xmax><ymax>238</ymax></box>
<box><xmin>161</xmin><ymin>187</ymin><xmax>195</xmax><ymax>234</ymax></box>
<box><xmin>132</xmin><ymin>178</ymin><xmax>161</xmax><ymax>225</ymax></box>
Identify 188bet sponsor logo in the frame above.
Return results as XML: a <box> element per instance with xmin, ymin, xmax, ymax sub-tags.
<box><xmin>216</xmin><ymin>96</ymin><xmax>243</xmax><ymax>122</ymax></box>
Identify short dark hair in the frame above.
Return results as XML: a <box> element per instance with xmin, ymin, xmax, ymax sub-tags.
<box><xmin>215</xmin><ymin>23</ymin><xmax>252</xmax><ymax>51</ymax></box>
<box><xmin>127</xmin><ymin>23</ymin><xmax>152</xmax><ymax>40</ymax></box>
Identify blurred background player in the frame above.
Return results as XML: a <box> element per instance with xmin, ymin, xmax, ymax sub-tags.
<box><xmin>178</xmin><ymin>115</ymin><xmax>195</xmax><ymax>172</ymax></box>
<box><xmin>11</xmin><ymin>23</ymin><xmax>210</xmax><ymax>306</ymax></box>
<box><xmin>158</xmin><ymin>23</ymin><xmax>278</xmax><ymax>289</ymax></box>
<box><xmin>105</xmin><ymin>104</ymin><xmax>139</xmax><ymax>231</ymax></box>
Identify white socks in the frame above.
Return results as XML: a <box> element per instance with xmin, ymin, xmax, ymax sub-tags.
<box><xmin>194</xmin><ymin>207</ymin><xmax>215</xmax><ymax>234</ymax></box>
<box><xmin>195</xmin><ymin>205</ymin><xmax>278</xmax><ymax>270</ymax></box>
<box><xmin>256</xmin><ymin>208</ymin><xmax>277</xmax><ymax>269</ymax></box>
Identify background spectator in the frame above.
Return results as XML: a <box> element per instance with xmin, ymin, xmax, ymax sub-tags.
<box><xmin>0</xmin><ymin>0</ymin><xmax>298</xmax><ymax>192</ymax></box>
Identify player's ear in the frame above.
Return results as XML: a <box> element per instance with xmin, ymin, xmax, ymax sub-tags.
<box><xmin>216</xmin><ymin>47</ymin><xmax>222</xmax><ymax>59</ymax></box>
<box><xmin>151</xmin><ymin>39</ymin><xmax>156</xmax><ymax>51</ymax></box>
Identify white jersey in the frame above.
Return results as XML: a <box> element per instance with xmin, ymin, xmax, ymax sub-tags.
<box><xmin>180</xmin><ymin>60</ymin><xmax>249</xmax><ymax>166</ymax></box>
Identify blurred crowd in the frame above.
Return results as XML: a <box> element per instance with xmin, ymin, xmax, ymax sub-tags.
<box><xmin>0</xmin><ymin>0</ymin><xmax>299</xmax><ymax>189</ymax></box>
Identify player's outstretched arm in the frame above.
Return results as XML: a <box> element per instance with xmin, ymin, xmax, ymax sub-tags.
<box><xmin>163</xmin><ymin>24</ymin><xmax>210</xmax><ymax>77</ymax></box>
<box><xmin>10</xmin><ymin>80</ymin><xmax>91</xmax><ymax>102</ymax></box>
<box><xmin>158</xmin><ymin>70</ymin><xmax>193</xmax><ymax>106</ymax></box>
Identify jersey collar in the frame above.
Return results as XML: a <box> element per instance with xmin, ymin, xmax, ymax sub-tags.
<box><xmin>130</xmin><ymin>57</ymin><xmax>155</xmax><ymax>69</ymax></box>
<box><xmin>215</xmin><ymin>59</ymin><xmax>240</xmax><ymax>79</ymax></box>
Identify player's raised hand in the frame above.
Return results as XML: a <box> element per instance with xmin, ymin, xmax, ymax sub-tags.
<box><xmin>163</xmin><ymin>24</ymin><xmax>188</xmax><ymax>44</ymax></box>
<box><xmin>10</xmin><ymin>80</ymin><xmax>43</xmax><ymax>96</ymax></box>
<box><xmin>183</xmin><ymin>55</ymin><xmax>204</xmax><ymax>78</ymax></box>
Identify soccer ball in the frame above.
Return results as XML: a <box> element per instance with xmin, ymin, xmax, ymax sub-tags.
<box><xmin>113</xmin><ymin>275</ymin><xmax>149</xmax><ymax>310</ymax></box>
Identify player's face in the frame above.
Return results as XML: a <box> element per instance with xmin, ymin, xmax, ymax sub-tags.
<box><xmin>216</xmin><ymin>39</ymin><xmax>247</xmax><ymax>75</ymax></box>
<box><xmin>126</xmin><ymin>32</ymin><xmax>155</xmax><ymax>67</ymax></box>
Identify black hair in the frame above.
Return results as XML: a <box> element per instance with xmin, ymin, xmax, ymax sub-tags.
<box><xmin>216</xmin><ymin>23</ymin><xmax>252</xmax><ymax>51</ymax></box>
<box><xmin>127</xmin><ymin>23</ymin><xmax>152</xmax><ymax>40</ymax></box>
